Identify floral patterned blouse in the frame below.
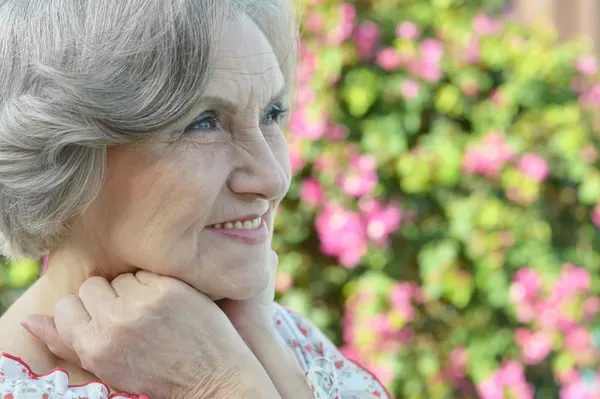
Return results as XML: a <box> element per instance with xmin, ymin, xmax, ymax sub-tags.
<box><xmin>0</xmin><ymin>303</ymin><xmax>390</xmax><ymax>399</ymax></box>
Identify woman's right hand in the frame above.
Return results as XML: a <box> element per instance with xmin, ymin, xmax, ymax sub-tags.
<box><xmin>21</xmin><ymin>271</ymin><xmax>281</xmax><ymax>399</ymax></box>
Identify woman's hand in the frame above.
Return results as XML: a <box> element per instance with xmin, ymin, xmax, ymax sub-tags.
<box><xmin>217</xmin><ymin>250</ymin><xmax>315</xmax><ymax>399</ymax></box>
<box><xmin>21</xmin><ymin>271</ymin><xmax>281</xmax><ymax>399</ymax></box>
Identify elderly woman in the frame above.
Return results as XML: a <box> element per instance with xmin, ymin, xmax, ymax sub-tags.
<box><xmin>0</xmin><ymin>0</ymin><xmax>390</xmax><ymax>398</ymax></box>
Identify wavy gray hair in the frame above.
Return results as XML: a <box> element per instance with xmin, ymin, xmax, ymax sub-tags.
<box><xmin>0</xmin><ymin>0</ymin><xmax>298</xmax><ymax>259</ymax></box>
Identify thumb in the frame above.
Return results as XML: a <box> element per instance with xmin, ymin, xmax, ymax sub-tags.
<box><xmin>21</xmin><ymin>315</ymin><xmax>82</xmax><ymax>367</ymax></box>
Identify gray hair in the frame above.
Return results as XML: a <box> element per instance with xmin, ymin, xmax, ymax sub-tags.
<box><xmin>0</xmin><ymin>0</ymin><xmax>298</xmax><ymax>259</ymax></box>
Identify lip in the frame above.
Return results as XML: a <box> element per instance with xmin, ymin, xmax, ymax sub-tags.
<box><xmin>206</xmin><ymin>217</ymin><xmax>268</xmax><ymax>245</ymax></box>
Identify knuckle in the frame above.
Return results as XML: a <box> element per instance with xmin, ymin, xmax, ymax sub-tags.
<box><xmin>79</xmin><ymin>276</ymin><xmax>105</xmax><ymax>296</ymax></box>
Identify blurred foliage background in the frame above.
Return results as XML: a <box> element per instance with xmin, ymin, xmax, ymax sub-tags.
<box><xmin>2</xmin><ymin>0</ymin><xmax>600</xmax><ymax>398</ymax></box>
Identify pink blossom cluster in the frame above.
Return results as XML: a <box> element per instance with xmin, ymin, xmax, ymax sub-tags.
<box><xmin>461</xmin><ymin>132</ymin><xmax>516</xmax><ymax>177</ymax></box>
<box><xmin>477</xmin><ymin>361</ymin><xmax>535</xmax><ymax>399</ymax></box>
<box><xmin>314</xmin><ymin>198</ymin><xmax>401</xmax><ymax>268</ymax></box>
<box><xmin>559</xmin><ymin>370</ymin><xmax>600</xmax><ymax>399</ymax></box>
<box><xmin>462</xmin><ymin>133</ymin><xmax>551</xmax><ymax>182</ymax></box>
<box><xmin>340</xmin><ymin>283</ymin><xmax>421</xmax><ymax>386</ymax></box>
<box><xmin>509</xmin><ymin>265</ymin><xmax>599</xmax><ymax>371</ymax></box>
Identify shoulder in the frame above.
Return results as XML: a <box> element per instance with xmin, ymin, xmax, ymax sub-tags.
<box><xmin>272</xmin><ymin>302</ymin><xmax>392</xmax><ymax>399</ymax></box>
<box><xmin>0</xmin><ymin>353</ymin><xmax>142</xmax><ymax>399</ymax></box>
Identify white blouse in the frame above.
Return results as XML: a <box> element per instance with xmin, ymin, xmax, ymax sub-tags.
<box><xmin>0</xmin><ymin>303</ymin><xmax>390</xmax><ymax>399</ymax></box>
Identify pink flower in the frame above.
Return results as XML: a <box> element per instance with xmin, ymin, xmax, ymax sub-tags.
<box><xmin>315</xmin><ymin>203</ymin><xmax>368</xmax><ymax>268</ymax></box>
<box><xmin>376</xmin><ymin>47</ymin><xmax>402</xmax><ymax>71</ymax></box>
<box><xmin>328</xmin><ymin>3</ymin><xmax>356</xmax><ymax>44</ymax></box>
<box><xmin>420</xmin><ymin>39</ymin><xmax>444</xmax><ymax>63</ymax></box>
<box><xmin>592</xmin><ymin>203</ymin><xmax>600</xmax><ymax>227</ymax></box>
<box><xmin>396</xmin><ymin>21</ymin><xmax>420</xmax><ymax>40</ymax></box>
<box><xmin>518</xmin><ymin>153</ymin><xmax>550</xmax><ymax>182</ymax></box>
<box><xmin>576</xmin><ymin>55</ymin><xmax>599</xmax><ymax>76</ymax></box>
<box><xmin>560</xmin><ymin>371</ymin><xmax>600</xmax><ymax>399</ymax></box>
<box><xmin>353</xmin><ymin>21</ymin><xmax>381</xmax><ymax>60</ymax></box>
<box><xmin>551</xmin><ymin>264</ymin><xmax>591</xmax><ymax>301</ymax></box>
<box><xmin>448</xmin><ymin>347</ymin><xmax>469</xmax><ymax>379</ymax></box>
<box><xmin>360</xmin><ymin>198</ymin><xmax>402</xmax><ymax>245</ymax></box>
<box><xmin>325</xmin><ymin>123</ymin><xmax>349</xmax><ymax>141</ymax></box>
<box><xmin>401</xmin><ymin>79</ymin><xmax>420</xmax><ymax>99</ymax></box>
<box><xmin>338</xmin><ymin>155</ymin><xmax>379</xmax><ymax>197</ymax></box>
<box><xmin>583</xmin><ymin>296</ymin><xmax>600</xmax><ymax>319</ymax></box>
<box><xmin>408</xmin><ymin>59</ymin><xmax>443</xmax><ymax>83</ymax></box>
<box><xmin>289</xmin><ymin>108</ymin><xmax>326</xmax><ymax>140</ymax></box>
<box><xmin>464</xmin><ymin>38</ymin><xmax>481</xmax><ymax>64</ymax></box>
<box><xmin>579</xmin><ymin>85</ymin><xmax>600</xmax><ymax>108</ymax></box>
<box><xmin>479</xmin><ymin>362</ymin><xmax>534</xmax><ymax>399</ymax></box>
<box><xmin>299</xmin><ymin>178</ymin><xmax>324</xmax><ymax>207</ymax></box>
<box><xmin>514</xmin><ymin>328</ymin><xmax>553</xmax><ymax>364</ymax></box>
<box><xmin>462</xmin><ymin>132</ymin><xmax>515</xmax><ymax>177</ymax></box>
<box><xmin>509</xmin><ymin>268</ymin><xmax>542</xmax><ymax>303</ymax></box>
<box><xmin>388</xmin><ymin>282</ymin><xmax>415</xmax><ymax>322</ymax></box>
<box><xmin>564</xmin><ymin>326</ymin><xmax>591</xmax><ymax>352</ymax></box>
<box><xmin>473</xmin><ymin>13</ymin><xmax>503</xmax><ymax>36</ymax></box>
<box><xmin>304</xmin><ymin>12</ymin><xmax>326</xmax><ymax>35</ymax></box>
<box><xmin>296</xmin><ymin>86</ymin><xmax>314</xmax><ymax>108</ymax></box>
<box><xmin>298</xmin><ymin>44</ymin><xmax>316</xmax><ymax>84</ymax></box>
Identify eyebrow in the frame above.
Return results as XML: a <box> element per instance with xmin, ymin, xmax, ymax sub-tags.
<box><xmin>200</xmin><ymin>86</ymin><xmax>289</xmax><ymax>114</ymax></box>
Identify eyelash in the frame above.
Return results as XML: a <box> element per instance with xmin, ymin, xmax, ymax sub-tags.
<box><xmin>185</xmin><ymin>103</ymin><xmax>289</xmax><ymax>133</ymax></box>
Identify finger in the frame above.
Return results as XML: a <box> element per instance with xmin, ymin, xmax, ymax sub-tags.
<box><xmin>78</xmin><ymin>276</ymin><xmax>118</xmax><ymax>316</ymax></box>
<box><xmin>21</xmin><ymin>315</ymin><xmax>82</xmax><ymax>367</ymax></box>
<box><xmin>111</xmin><ymin>272</ymin><xmax>142</xmax><ymax>296</ymax></box>
<box><xmin>134</xmin><ymin>270</ymin><xmax>163</xmax><ymax>286</ymax></box>
<box><xmin>54</xmin><ymin>295</ymin><xmax>92</xmax><ymax>351</ymax></box>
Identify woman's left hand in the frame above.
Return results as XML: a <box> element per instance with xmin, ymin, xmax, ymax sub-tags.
<box><xmin>217</xmin><ymin>250</ymin><xmax>315</xmax><ymax>399</ymax></box>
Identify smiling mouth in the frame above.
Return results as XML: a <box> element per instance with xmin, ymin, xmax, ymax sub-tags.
<box><xmin>207</xmin><ymin>216</ymin><xmax>263</xmax><ymax>230</ymax></box>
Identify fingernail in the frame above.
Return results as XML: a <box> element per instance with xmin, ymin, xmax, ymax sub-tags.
<box><xmin>20</xmin><ymin>321</ymin><xmax>35</xmax><ymax>337</ymax></box>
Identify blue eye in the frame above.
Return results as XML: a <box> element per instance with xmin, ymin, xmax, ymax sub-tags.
<box><xmin>264</xmin><ymin>103</ymin><xmax>289</xmax><ymax>125</ymax></box>
<box><xmin>185</xmin><ymin>111</ymin><xmax>221</xmax><ymax>132</ymax></box>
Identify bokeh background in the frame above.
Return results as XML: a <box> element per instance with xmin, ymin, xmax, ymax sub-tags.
<box><xmin>1</xmin><ymin>0</ymin><xmax>600</xmax><ymax>398</ymax></box>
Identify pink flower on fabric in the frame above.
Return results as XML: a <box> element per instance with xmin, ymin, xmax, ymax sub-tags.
<box><xmin>518</xmin><ymin>153</ymin><xmax>550</xmax><ymax>182</ymax></box>
<box><xmin>315</xmin><ymin>203</ymin><xmax>368</xmax><ymax>268</ymax></box>
<box><xmin>376</xmin><ymin>48</ymin><xmax>402</xmax><ymax>71</ymax></box>
<box><xmin>514</xmin><ymin>328</ymin><xmax>553</xmax><ymax>364</ymax></box>
<box><xmin>396</xmin><ymin>21</ymin><xmax>420</xmax><ymax>40</ymax></box>
<box><xmin>576</xmin><ymin>55</ymin><xmax>599</xmax><ymax>76</ymax></box>
<box><xmin>401</xmin><ymin>79</ymin><xmax>420</xmax><ymax>99</ymax></box>
<box><xmin>328</xmin><ymin>3</ymin><xmax>356</xmax><ymax>44</ymax></box>
<box><xmin>592</xmin><ymin>203</ymin><xmax>600</xmax><ymax>227</ymax></box>
<box><xmin>473</xmin><ymin>13</ymin><xmax>503</xmax><ymax>36</ymax></box>
<box><xmin>353</xmin><ymin>21</ymin><xmax>381</xmax><ymax>60</ymax></box>
<box><xmin>299</xmin><ymin>178</ymin><xmax>324</xmax><ymax>207</ymax></box>
<box><xmin>338</xmin><ymin>155</ymin><xmax>379</xmax><ymax>197</ymax></box>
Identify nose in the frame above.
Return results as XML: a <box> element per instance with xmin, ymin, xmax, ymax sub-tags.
<box><xmin>227</xmin><ymin>133</ymin><xmax>289</xmax><ymax>201</ymax></box>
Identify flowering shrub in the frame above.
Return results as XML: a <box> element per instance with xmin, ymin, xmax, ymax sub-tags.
<box><xmin>273</xmin><ymin>0</ymin><xmax>600</xmax><ymax>397</ymax></box>
<box><xmin>1</xmin><ymin>1</ymin><xmax>599</xmax><ymax>398</ymax></box>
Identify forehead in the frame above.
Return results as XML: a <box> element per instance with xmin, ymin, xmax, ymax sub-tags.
<box><xmin>204</xmin><ymin>17</ymin><xmax>284</xmax><ymax>103</ymax></box>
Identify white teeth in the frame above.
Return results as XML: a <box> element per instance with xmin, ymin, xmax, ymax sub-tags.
<box><xmin>210</xmin><ymin>217</ymin><xmax>262</xmax><ymax>229</ymax></box>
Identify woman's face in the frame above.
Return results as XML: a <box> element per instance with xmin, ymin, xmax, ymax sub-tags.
<box><xmin>86</xmin><ymin>17</ymin><xmax>291</xmax><ymax>300</ymax></box>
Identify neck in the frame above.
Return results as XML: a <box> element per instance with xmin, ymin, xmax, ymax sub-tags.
<box><xmin>34</xmin><ymin>242</ymin><xmax>136</xmax><ymax>316</ymax></box>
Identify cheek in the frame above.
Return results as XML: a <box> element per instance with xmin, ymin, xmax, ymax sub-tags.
<box><xmin>103</xmin><ymin>145</ymin><xmax>226</xmax><ymax>246</ymax></box>
<box><xmin>272</xmin><ymin>137</ymin><xmax>292</xmax><ymax>187</ymax></box>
